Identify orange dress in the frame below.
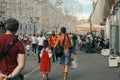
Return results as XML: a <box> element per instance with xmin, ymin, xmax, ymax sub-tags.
<box><xmin>40</xmin><ymin>48</ymin><xmax>52</xmax><ymax>73</ymax></box>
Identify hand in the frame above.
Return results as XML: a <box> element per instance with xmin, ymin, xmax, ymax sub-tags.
<box><xmin>0</xmin><ymin>73</ymin><xmax>7</xmax><ymax>80</ymax></box>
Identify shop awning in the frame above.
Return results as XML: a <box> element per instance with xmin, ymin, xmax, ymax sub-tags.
<box><xmin>75</xmin><ymin>23</ymin><xmax>105</xmax><ymax>32</ymax></box>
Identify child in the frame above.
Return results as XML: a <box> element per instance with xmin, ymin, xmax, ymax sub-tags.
<box><xmin>40</xmin><ymin>40</ymin><xmax>52</xmax><ymax>80</ymax></box>
<box><xmin>26</xmin><ymin>42</ymin><xmax>31</xmax><ymax>56</ymax></box>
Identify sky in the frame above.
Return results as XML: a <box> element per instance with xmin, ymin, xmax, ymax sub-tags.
<box><xmin>49</xmin><ymin>0</ymin><xmax>93</xmax><ymax>20</ymax></box>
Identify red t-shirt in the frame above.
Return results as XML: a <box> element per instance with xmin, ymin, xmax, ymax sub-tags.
<box><xmin>0</xmin><ymin>34</ymin><xmax>25</xmax><ymax>75</ymax></box>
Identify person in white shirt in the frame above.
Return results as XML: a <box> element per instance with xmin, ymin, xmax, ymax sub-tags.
<box><xmin>31</xmin><ymin>34</ymin><xmax>37</xmax><ymax>55</ymax></box>
<box><xmin>37</xmin><ymin>32</ymin><xmax>46</xmax><ymax>63</ymax></box>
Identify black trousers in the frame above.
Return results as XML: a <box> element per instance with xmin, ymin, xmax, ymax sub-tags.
<box><xmin>38</xmin><ymin>45</ymin><xmax>43</xmax><ymax>63</ymax></box>
<box><xmin>51</xmin><ymin>47</ymin><xmax>58</xmax><ymax>62</ymax></box>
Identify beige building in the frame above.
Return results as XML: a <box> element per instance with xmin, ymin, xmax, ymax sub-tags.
<box><xmin>0</xmin><ymin>0</ymin><xmax>78</xmax><ymax>34</ymax></box>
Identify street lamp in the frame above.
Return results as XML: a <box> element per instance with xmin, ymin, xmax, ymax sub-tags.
<box><xmin>30</xmin><ymin>17</ymin><xmax>39</xmax><ymax>35</ymax></box>
<box><xmin>55</xmin><ymin>24</ymin><xmax>59</xmax><ymax>34</ymax></box>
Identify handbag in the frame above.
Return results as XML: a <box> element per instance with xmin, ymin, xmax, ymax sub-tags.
<box><xmin>7</xmin><ymin>74</ymin><xmax>24</xmax><ymax>80</ymax></box>
<box><xmin>70</xmin><ymin>54</ymin><xmax>77</xmax><ymax>69</ymax></box>
<box><xmin>55</xmin><ymin>44</ymin><xmax>64</xmax><ymax>57</ymax></box>
<box><xmin>55</xmin><ymin>34</ymin><xmax>66</xmax><ymax>57</ymax></box>
<box><xmin>70</xmin><ymin>59</ymin><xmax>77</xmax><ymax>68</ymax></box>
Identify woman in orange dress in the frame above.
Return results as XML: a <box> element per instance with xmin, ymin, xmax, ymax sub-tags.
<box><xmin>40</xmin><ymin>40</ymin><xmax>52</xmax><ymax>80</ymax></box>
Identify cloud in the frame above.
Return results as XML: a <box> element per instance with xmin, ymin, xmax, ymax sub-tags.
<box><xmin>74</xmin><ymin>0</ymin><xmax>93</xmax><ymax>5</ymax></box>
<box><xmin>75</xmin><ymin>13</ymin><xmax>91</xmax><ymax>20</ymax></box>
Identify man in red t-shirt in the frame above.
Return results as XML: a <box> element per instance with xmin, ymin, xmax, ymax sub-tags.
<box><xmin>0</xmin><ymin>18</ymin><xmax>25</xmax><ymax>80</ymax></box>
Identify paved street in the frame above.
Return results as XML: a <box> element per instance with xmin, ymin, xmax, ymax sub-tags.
<box><xmin>21</xmin><ymin>49</ymin><xmax>120</xmax><ymax>80</ymax></box>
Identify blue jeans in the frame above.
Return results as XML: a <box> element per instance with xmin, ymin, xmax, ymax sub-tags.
<box><xmin>61</xmin><ymin>50</ymin><xmax>71</xmax><ymax>66</ymax></box>
<box><xmin>32</xmin><ymin>43</ymin><xmax>37</xmax><ymax>54</ymax></box>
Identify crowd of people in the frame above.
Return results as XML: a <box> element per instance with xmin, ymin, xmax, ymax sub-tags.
<box><xmin>18</xmin><ymin>28</ymin><xmax>77</xmax><ymax>80</ymax></box>
<box><xmin>0</xmin><ymin>18</ymin><xmax>109</xmax><ymax>80</ymax></box>
<box><xmin>77</xmin><ymin>32</ymin><xmax>109</xmax><ymax>53</ymax></box>
<box><xmin>0</xmin><ymin>18</ymin><xmax>78</xmax><ymax>80</ymax></box>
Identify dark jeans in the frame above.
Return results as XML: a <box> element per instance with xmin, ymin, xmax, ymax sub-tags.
<box><xmin>86</xmin><ymin>43</ymin><xmax>91</xmax><ymax>53</ymax></box>
<box><xmin>32</xmin><ymin>43</ymin><xmax>37</xmax><ymax>54</ymax></box>
<box><xmin>51</xmin><ymin>47</ymin><xmax>58</xmax><ymax>62</ymax></box>
<box><xmin>38</xmin><ymin>45</ymin><xmax>43</xmax><ymax>63</ymax></box>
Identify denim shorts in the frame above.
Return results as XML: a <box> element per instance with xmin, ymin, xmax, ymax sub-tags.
<box><xmin>61</xmin><ymin>50</ymin><xmax>71</xmax><ymax>66</ymax></box>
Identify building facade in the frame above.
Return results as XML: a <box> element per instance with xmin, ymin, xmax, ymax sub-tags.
<box><xmin>0</xmin><ymin>0</ymin><xmax>78</xmax><ymax>34</ymax></box>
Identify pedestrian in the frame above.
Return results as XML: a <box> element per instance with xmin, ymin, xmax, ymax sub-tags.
<box><xmin>72</xmin><ymin>33</ymin><xmax>77</xmax><ymax>54</ymax></box>
<box><xmin>54</xmin><ymin>27</ymin><xmax>73</xmax><ymax>80</ymax></box>
<box><xmin>0</xmin><ymin>18</ymin><xmax>25</xmax><ymax>80</ymax></box>
<box><xmin>48</xmin><ymin>31</ymin><xmax>57</xmax><ymax>63</ymax></box>
<box><xmin>40</xmin><ymin>40</ymin><xmax>52</xmax><ymax>80</ymax></box>
<box><xmin>31</xmin><ymin>34</ymin><xmax>37</xmax><ymax>55</ymax></box>
<box><xmin>37</xmin><ymin>32</ymin><xmax>46</xmax><ymax>63</ymax></box>
<box><xmin>26</xmin><ymin>42</ymin><xmax>31</xmax><ymax>56</ymax></box>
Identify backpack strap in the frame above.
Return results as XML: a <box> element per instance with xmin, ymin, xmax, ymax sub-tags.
<box><xmin>61</xmin><ymin>34</ymin><xmax>66</xmax><ymax>47</ymax></box>
<box><xmin>0</xmin><ymin>36</ymin><xmax>20</xmax><ymax>61</ymax></box>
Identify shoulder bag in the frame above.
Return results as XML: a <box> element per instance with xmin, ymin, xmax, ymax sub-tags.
<box><xmin>55</xmin><ymin>34</ymin><xmax>66</xmax><ymax>57</ymax></box>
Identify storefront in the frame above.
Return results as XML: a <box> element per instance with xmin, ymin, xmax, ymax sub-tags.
<box><xmin>109</xmin><ymin>0</ymin><xmax>120</xmax><ymax>55</ymax></box>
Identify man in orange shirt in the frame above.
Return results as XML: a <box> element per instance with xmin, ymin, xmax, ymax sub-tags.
<box><xmin>54</xmin><ymin>27</ymin><xmax>73</xmax><ymax>80</ymax></box>
<box><xmin>49</xmin><ymin>31</ymin><xmax>57</xmax><ymax>62</ymax></box>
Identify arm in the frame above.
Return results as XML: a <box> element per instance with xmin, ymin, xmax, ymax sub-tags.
<box><xmin>48</xmin><ymin>49</ymin><xmax>52</xmax><ymax>58</ymax></box>
<box><xmin>8</xmin><ymin>53</ymin><xmax>25</xmax><ymax>78</ymax></box>
<box><xmin>0</xmin><ymin>72</ymin><xmax>7</xmax><ymax>80</ymax></box>
<box><xmin>69</xmin><ymin>35</ymin><xmax>73</xmax><ymax>46</ymax></box>
<box><xmin>40</xmin><ymin>49</ymin><xmax>43</xmax><ymax>58</ymax></box>
<box><xmin>54</xmin><ymin>36</ymin><xmax>59</xmax><ymax>48</ymax></box>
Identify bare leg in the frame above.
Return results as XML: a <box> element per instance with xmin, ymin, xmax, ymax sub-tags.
<box><xmin>62</xmin><ymin>65</ymin><xmax>69</xmax><ymax>80</ymax></box>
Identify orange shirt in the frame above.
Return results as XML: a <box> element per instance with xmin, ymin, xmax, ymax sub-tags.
<box><xmin>49</xmin><ymin>35</ymin><xmax>57</xmax><ymax>47</ymax></box>
<box><xmin>56</xmin><ymin>34</ymin><xmax>71</xmax><ymax>50</ymax></box>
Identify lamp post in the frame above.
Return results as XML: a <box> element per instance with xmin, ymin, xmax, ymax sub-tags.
<box><xmin>30</xmin><ymin>17</ymin><xmax>39</xmax><ymax>35</ymax></box>
<box><xmin>33</xmin><ymin>22</ymin><xmax>35</xmax><ymax>34</ymax></box>
<box><xmin>55</xmin><ymin>24</ymin><xmax>59</xmax><ymax>34</ymax></box>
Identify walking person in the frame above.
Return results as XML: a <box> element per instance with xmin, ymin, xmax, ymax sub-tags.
<box><xmin>0</xmin><ymin>18</ymin><xmax>26</xmax><ymax>80</ymax></box>
<box><xmin>48</xmin><ymin>31</ymin><xmax>57</xmax><ymax>63</ymax></box>
<box><xmin>31</xmin><ymin>34</ymin><xmax>37</xmax><ymax>55</ymax></box>
<box><xmin>25</xmin><ymin>42</ymin><xmax>31</xmax><ymax>56</ymax></box>
<box><xmin>37</xmin><ymin>32</ymin><xmax>46</xmax><ymax>63</ymax></box>
<box><xmin>54</xmin><ymin>27</ymin><xmax>73</xmax><ymax>80</ymax></box>
<box><xmin>40</xmin><ymin>40</ymin><xmax>52</xmax><ymax>80</ymax></box>
<box><xmin>72</xmin><ymin>34</ymin><xmax>77</xmax><ymax>54</ymax></box>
